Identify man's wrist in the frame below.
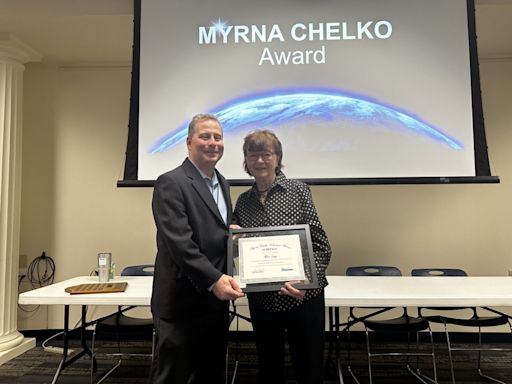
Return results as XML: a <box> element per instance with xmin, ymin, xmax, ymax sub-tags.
<box><xmin>208</xmin><ymin>275</ymin><xmax>222</xmax><ymax>292</ymax></box>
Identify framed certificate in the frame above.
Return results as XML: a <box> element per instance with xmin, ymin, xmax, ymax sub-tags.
<box><xmin>228</xmin><ymin>224</ymin><xmax>319</xmax><ymax>292</ymax></box>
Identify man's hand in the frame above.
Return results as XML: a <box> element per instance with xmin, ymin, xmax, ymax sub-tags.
<box><xmin>279</xmin><ymin>281</ymin><xmax>305</xmax><ymax>301</ymax></box>
<box><xmin>212</xmin><ymin>274</ymin><xmax>245</xmax><ymax>301</ymax></box>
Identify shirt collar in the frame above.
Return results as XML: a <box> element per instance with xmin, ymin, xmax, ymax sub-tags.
<box><xmin>189</xmin><ymin>158</ymin><xmax>219</xmax><ymax>185</ymax></box>
<box><xmin>250</xmin><ymin>171</ymin><xmax>287</xmax><ymax>196</ymax></box>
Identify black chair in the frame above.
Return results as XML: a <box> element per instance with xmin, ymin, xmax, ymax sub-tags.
<box><xmin>412</xmin><ymin>268</ymin><xmax>512</xmax><ymax>384</ymax></box>
<box><xmin>345</xmin><ymin>266</ymin><xmax>437</xmax><ymax>384</ymax></box>
<box><xmin>90</xmin><ymin>264</ymin><xmax>155</xmax><ymax>384</ymax></box>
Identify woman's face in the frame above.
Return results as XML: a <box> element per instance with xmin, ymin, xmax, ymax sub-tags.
<box><xmin>245</xmin><ymin>147</ymin><xmax>278</xmax><ymax>181</ymax></box>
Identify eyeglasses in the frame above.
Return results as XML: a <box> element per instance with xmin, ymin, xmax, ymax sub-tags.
<box><xmin>246</xmin><ymin>151</ymin><xmax>274</xmax><ymax>162</ymax></box>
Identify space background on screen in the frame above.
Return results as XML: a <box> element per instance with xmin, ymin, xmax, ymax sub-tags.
<box><xmin>138</xmin><ymin>0</ymin><xmax>475</xmax><ymax>181</ymax></box>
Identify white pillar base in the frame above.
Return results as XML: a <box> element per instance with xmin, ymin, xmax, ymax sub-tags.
<box><xmin>0</xmin><ymin>330</ymin><xmax>24</xmax><ymax>352</ymax></box>
<box><xmin>0</xmin><ymin>337</ymin><xmax>35</xmax><ymax>365</ymax></box>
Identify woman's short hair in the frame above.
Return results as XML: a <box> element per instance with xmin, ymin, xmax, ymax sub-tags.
<box><xmin>242</xmin><ymin>129</ymin><xmax>283</xmax><ymax>175</ymax></box>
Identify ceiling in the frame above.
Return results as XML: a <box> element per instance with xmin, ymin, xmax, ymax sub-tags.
<box><xmin>0</xmin><ymin>0</ymin><xmax>133</xmax><ymax>64</ymax></box>
<box><xmin>0</xmin><ymin>0</ymin><xmax>511</xmax><ymax>64</ymax></box>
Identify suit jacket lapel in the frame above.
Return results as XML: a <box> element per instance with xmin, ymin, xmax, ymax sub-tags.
<box><xmin>183</xmin><ymin>158</ymin><xmax>227</xmax><ymax>226</ymax></box>
<box><xmin>218</xmin><ymin>172</ymin><xmax>232</xmax><ymax>224</ymax></box>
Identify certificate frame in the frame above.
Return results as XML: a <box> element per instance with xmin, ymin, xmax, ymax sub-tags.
<box><xmin>228</xmin><ymin>224</ymin><xmax>319</xmax><ymax>293</ymax></box>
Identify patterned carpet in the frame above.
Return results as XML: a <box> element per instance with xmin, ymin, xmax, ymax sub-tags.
<box><xmin>1</xmin><ymin>334</ymin><xmax>512</xmax><ymax>383</ymax></box>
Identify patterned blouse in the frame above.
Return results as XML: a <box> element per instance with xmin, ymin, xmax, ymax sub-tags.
<box><xmin>233</xmin><ymin>171</ymin><xmax>332</xmax><ymax>312</ymax></box>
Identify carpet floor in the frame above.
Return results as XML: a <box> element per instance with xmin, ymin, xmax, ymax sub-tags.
<box><xmin>1</xmin><ymin>336</ymin><xmax>512</xmax><ymax>383</ymax></box>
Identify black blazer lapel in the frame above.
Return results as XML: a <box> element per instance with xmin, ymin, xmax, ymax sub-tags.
<box><xmin>183</xmin><ymin>158</ymin><xmax>227</xmax><ymax>226</ymax></box>
<box><xmin>218</xmin><ymin>172</ymin><xmax>232</xmax><ymax>224</ymax></box>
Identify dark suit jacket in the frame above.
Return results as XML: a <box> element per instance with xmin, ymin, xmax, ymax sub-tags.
<box><xmin>151</xmin><ymin>158</ymin><xmax>232</xmax><ymax>320</ymax></box>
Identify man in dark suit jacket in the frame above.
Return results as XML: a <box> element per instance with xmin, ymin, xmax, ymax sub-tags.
<box><xmin>150</xmin><ymin>114</ymin><xmax>244</xmax><ymax>384</ymax></box>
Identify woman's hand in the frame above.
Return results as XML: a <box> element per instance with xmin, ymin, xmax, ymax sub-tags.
<box><xmin>279</xmin><ymin>281</ymin><xmax>305</xmax><ymax>301</ymax></box>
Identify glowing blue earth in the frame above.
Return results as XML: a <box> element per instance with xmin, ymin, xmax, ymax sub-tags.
<box><xmin>149</xmin><ymin>88</ymin><xmax>462</xmax><ymax>154</ymax></box>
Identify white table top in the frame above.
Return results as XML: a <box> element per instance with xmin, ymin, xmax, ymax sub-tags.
<box><xmin>324</xmin><ymin>276</ymin><xmax>512</xmax><ymax>307</ymax></box>
<box><xmin>18</xmin><ymin>276</ymin><xmax>153</xmax><ymax>306</ymax></box>
<box><xmin>18</xmin><ymin>275</ymin><xmax>512</xmax><ymax>308</ymax></box>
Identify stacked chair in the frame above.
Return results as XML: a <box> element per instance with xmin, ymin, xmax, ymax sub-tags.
<box><xmin>412</xmin><ymin>268</ymin><xmax>512</xmax><ymax>384</ymax></box>
<box><xmin>90</xmin><ymin>264</ymin><xmax>155</xmax><ymax>384</ymax></box>
<box><xmin>345</xmin><ymin>266</ymin><xmax>437</xmax><ymax>384</ymax></box>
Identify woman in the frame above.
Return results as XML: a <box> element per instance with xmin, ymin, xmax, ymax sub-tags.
<box><xmin>233</xmin><ymin>130</ymin><xmax>332</xmax><ymax>384</ymax></box>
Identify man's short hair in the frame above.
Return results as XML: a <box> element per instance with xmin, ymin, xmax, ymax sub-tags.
<box><xmin>188</xmin><ymin>114</ymin><xmax>222</xmax><ymax>138</ymax></box>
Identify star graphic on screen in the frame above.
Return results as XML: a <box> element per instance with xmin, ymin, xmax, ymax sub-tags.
<box><xmin>211</xmin><ymin>17</ymin><xmax>229</xmax><ymax>35</ymax></box>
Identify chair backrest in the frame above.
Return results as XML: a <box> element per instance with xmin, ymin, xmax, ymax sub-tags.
<box><xmin>346</xmin><ymin>265</ymin><xmax>402</xmax><ymax>276</ymax></box>
<box><xmin>121</xmin><ymin>264</ymin><xmax>154</xmax><ymax>276</ymax></box>
<box><xmin>411</xmin><ymin>268</ymin><xmax>467</xmax><ymax>277</ymax></box>
<box><xmin>412</xmin><ymin>268</ymin><xmax>476</xmax><ymax>315</ymax></box>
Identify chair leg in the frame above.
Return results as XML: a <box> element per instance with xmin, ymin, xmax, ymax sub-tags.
<box><xmin>350</xmin><ymin>326</ymin><xmax>438</xmax><ymax>384</ymax></box>
<box><xmin>478</xmin><ymin>371</ymin><xmax>507</xmax><ymax>384</ymax></box>
<box><xmin>429</xmin><ymin>329</ymin><xmax>438</xmax><ymax>384</ymax></box>
<box><xmin>405</xmin><ymin>331</ymin><xmax>416</xmax><ymax>378</ymax></box>
<box><xmin>230</xmin><ymin>361</ymin><xmax>239</xmax><ymax>384</ymax></box>
<box><xmin>346</xmin><ymin>319</ymin><xmax>362</xmax><ymax>384</ymax></box>
<box><xmin>446</xmin><ymin>321</ymin><xmax>507</xmax><ymax>384</ymax></box>
<box><xmin>426</xmin><ymin>328</ymin><xmax>438</xmax><ymax>384</ymax></box>
<box><xmin>346</xmin><ymin>326</ymin><xmax>362</xmax><ymax>384</ymax></box>
<box><xmin>365</xmin><ymin>328</ymin><xmax>373</xmax><ymax>384</ymax></box>
<box><xmin>90</xmin><ymin>327</ymin><xmax>122</xmax><ymax>384</ymax></box>
<box><xmin>477</xmin><ymin>326</ymin><xmax>483</xmax><ymax>372</ymax></box>
<box><xmin>336</xmin><ymin>320</ymin><xmax>345</xmax><ymax>384</ymax></box>
<box><xmin>414</xmin><ymin>330</ymin><xmax>420</xmax><ymax>374</ymax></box>
<box><xmin>476</xmin><ymin>326</ymin><xmax>507</xmax><ymax>384</ymax></box>
<box><xmin>90</xmin><ymin>329</ymin><xmax>96</xmax><ymax>384</ymax></box>
<box><xmin>347</xmin><ymin>321</ymin><xmax>352</xmax><ymax>368</ymax></box>
<box><xmin>337</xmin><ymin>358</ymin><xmax>345</xmax><ymax>384</ymax></box>
<box><xmin>406</xmin><ymin>329</ymin><xmax>438</xmax><ymax>384</ymax></box>
<box><xmin>335</xmin><ymin>324</ymin><xmax>344</xmax><ymax>384</ymax></box>
<box><xmin>225</xmin><ymin>342</ymin><xmax>240</xmax><ymax>384</ymax></box>
<box><xmin>406</xmin><ymin>331</ymin><xmax>411</xmax><ymax>367</ymax></box>
<box><xmin>226</xmin><ymin>315</ymin><xmax>242</xmax><ymax>384</ymax></box>
<box><xmin>443</xmin><ymin>323</ymin><xmax>456</xmax><ymax>384</ymax></box>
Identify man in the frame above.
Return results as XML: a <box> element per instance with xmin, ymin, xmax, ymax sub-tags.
<box><xmin>150</xmin><ymin>114</ymin><xmax>244</xmax><ymax>384</ymax></box>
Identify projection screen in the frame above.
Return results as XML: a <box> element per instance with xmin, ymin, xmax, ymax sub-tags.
<box><xmin>121</xmin><ymin>0</ymin><xmax>497</xmax><ymax>186</ymax></box>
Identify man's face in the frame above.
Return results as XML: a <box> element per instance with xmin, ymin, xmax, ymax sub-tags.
<box><xmin>187</xmin><ymin>118</ymin><xmax>224</xmax><ymax>173</ymax></box>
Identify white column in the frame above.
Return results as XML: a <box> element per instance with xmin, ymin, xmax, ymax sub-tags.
<box><xmin>0</xmin><ymin>33</ymin><xmax>41</xmax><ymax>364</ymax></box>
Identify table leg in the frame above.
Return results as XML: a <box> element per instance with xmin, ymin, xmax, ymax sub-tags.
<box><xmin>50</xmin><ymin>305</ymin><xmax>70</xmax><ymax>384</ymax></box>
<box><xmin>51</xmin><ymin>305</ymin><xmax>96</xmax><ymax>383</ymax></box>
<box><xmin>80</xmin><ymin>306</ymin><xmax>93</xmax><ymax>356</ymax></box>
